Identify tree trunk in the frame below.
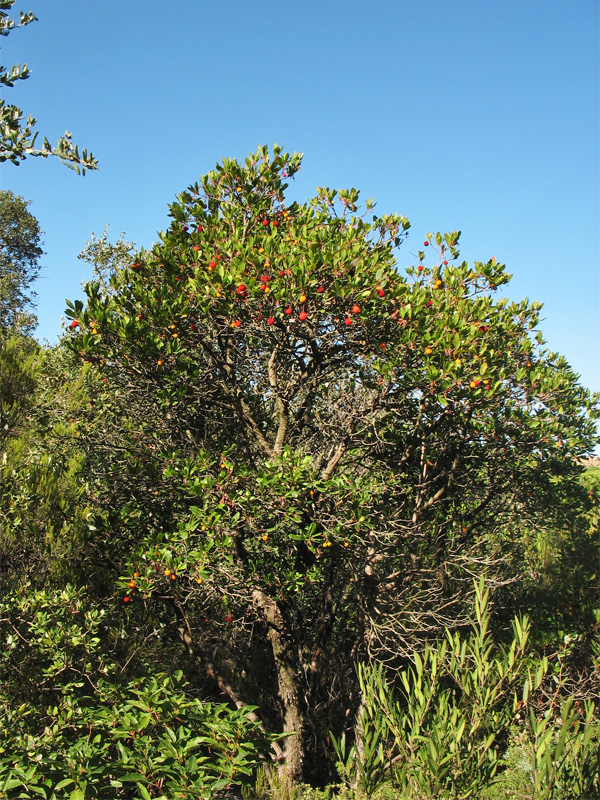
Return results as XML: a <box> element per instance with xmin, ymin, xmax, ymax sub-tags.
<box><xmin>253</xmin><ymin>588</ymin><xmax>305</xmax><ymax>785</ymax></box>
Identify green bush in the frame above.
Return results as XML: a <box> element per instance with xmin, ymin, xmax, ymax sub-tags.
<box><xmin>0</xmin><ymin>672</ymin><xmax>276</xmax><ymax>799</ymax></box>
<box><xmin>333</xmin><ymin>580</ymin><xmax>600</xmax><ymax>800</ymax></box>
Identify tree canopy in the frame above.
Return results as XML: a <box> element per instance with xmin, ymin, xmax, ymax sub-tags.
<box><xmin>0</xmin><ymin>188</ymin><xmax>43</xmax><ymax>335</ymax></box>
<box><xmin>62</xmin><ymin>145</ymin><xmax>599</xmax><ymax>783</ymax></box>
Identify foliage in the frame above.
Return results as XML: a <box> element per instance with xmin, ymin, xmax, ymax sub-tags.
<box><xmin>0</xmin><ymin>586</ymin><xmax>277</xmax><ymax>799</ymax></box>
<box><xmin>333</xmin><ymin>579</ymin><xmax>534</xmax><ymax>798</ymax></box>
<box><xmin>0</xmin><ymin>676</ymin><xmax>275</xmax><ymax>800</ymax></box>
<box><xmin>333</xmin><ymin>581</ymin><xmax>600</xmax><ymax>800</ymax></box>
<box><xmin>63</xmin><ymin>145</ymin><xmax>599</xmax><ymax>783</ymax></box>
<box><xmin>0</xmin><ymin>0</ymin><xmax>97</xmax><ymax>173</ymax></box>
<box><xmin>77</xmin><ymin>225</ymin><xmax>137</xmax><ymax>298</ymax></box>
<box><xmin>523</xmin><ymin>695</ymin><xmax>600</xmax><ymax>800</ymax></box>
<box><xmin>0</xmin><ymin>189</ymin><xmax>43</xmax><ymax>335</ymax></box>
<box><xmin>0</xmin><ymin>339</ymin><xmax>93</xmax><ymax>592</ymax></box>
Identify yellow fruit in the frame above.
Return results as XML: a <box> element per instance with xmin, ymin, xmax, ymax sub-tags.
<box><xmin>164</xmin><ymin>568</ymin><xmax>171</xmax><ymax>577</ymax></box>
<box><xmin>299</xmin><ymin>294</ymin><xmax>307</xmax><ymax>303</ymax></box>
<box><xmin>424</xmin><ymin>347</ymin><xmax>432</xmax><ymax>355</ymax></box>
<box><xmin>157</xmin><ymin>359</ymin><xmax>163</xmax><ymax>366</ymax></box>
<box><xmin>454</xmin><ymin>358</ymin><xmax>462</xmax><ymax>367</ymax></box>
<box><xmin>262</xmin><ymin>534</ymin><xmax>269</xmax><ymax>542</ymax></box>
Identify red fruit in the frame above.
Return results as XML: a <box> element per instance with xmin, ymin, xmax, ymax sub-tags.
<box><xmin>208</xmin><ymin>260</ymin><xmax>216</xmax><ymax>270</ymax></box>
<box><xmin>317</xmin><ymin>286</ymin><xmax>325</xmax><ymax>294</ymax></box>
<box><xmin>417</xmin><ymin>265</ymin><xmax>423</xmax><ymax>272</ymax></box>
<box><xmin>197</xmin><ymin>225</ymin><xmax>203</xmax><ymax>232</ymax></box>
<box><xmin>424</xmin><ymin>240</ymin><xmax>429</xmax><ymax>246</ymax></box>
<box><xmin>260</xmin><ymin>283</ymin><xmax>267</xmax><ymax>291</ymax></box>
<box><xmin>283</xmin><ymin>171</ymin><xmax>287</xmax><ymax>177</ymax></box>
<box><xmin>299</xmin><ymin>310</ymin><xmax>308</xmax><ymax>321</ymax></box>
<box><xmin>268</xmin><ymin>316</ymin><xmax>275</xmax><ymax>325</ymax></box>
<box><xmin>225</xmin><ymin>614</ymin><xmax>233</xmax><ymax>622</ymax></box>
<box><xmin>443</xmin><ymin>260</ymin><xmax>448</xmax><ymax>265</ymax></box>
<box><xmin>279</xmin><ymin>270</ymin><xmax>285</xmax><ymax>277</ymax></box>
<box><xmin>285</xmin><ymin>307</ymin><xmax>293</xmax><ymax>315</ymax></box>
<box><xmin>234</xmin><ymin>320</ymin><xmax>241</xmax><ymax>328</ymax></box>
<box><xmin>352</xmin><ymin>304</ymin><xmax>360</xmax><ymax>314</ymax></box>
<box><xmin>272</xmin><ymin>219</ymin><xmax>278</xmax><ymax>227</ymax></box>
<box><xmin>261</xmin><ymin>274</ymin><xmax>270</xmax><ymax>282</ymax></box>
<box><xmin>262</xmin><ymin>219</ymin><xmax>269</xmax><ymax>226</ymax></box>
<box><xmin>193</xmin><ymin>245</ymin><xmax>200</xmax><ymax>251</ymax></box>
<box><xmin>377</xmin><ymin>289</ymin><xmax>385</xmax><ymax>297</ymax></box>
<box><xmin>344</xmin><ymin>317</ymin><xmax>352</xmax><ymax>326</ymax></box>
<box><xmin>236</xmin><ymin>283</ymin><xmax>247</xmax><ymax>295</ymax></box>
<box><xmin>69</xmin><ymin>319</ymin><xmax>79</xmax><ymax>329</ymax></box>
<box><xmin>216</xmin><ymin>255</ymin><xmax>221</xmax><ymax>260</ymax></box>
<box><xmin>124</xmin><ymin>596</ymin><xmax>130</xmax><ymax>603</ymax></box>
<box><xmin>190</xmin><ymin>323</ymin><xmax>197</xmax><ymax>331</ymax></box>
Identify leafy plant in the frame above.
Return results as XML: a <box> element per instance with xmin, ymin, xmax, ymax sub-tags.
<box><xmin>337</xmin><ymin>580</ymin><xmax>536</xmax><ymax>798</ymax></box>
<box><xmin>0</xmin><ymin>671</ymin><xmax>277</xmax><ymax>799</ymax></box>
<box><xmin>62</xmin><ymin>145</ymin><xmax>599</xmax><ymax>784</ymax></box>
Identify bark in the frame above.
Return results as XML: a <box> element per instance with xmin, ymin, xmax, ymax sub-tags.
<box><xmin>253</xmin><ymin>587</ymin><xmax>305</xmax><ymax>784</ymax></box>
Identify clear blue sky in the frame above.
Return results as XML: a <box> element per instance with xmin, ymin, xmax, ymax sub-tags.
<box><xmin>2</xmin><ymin>0</ymin><xmax>599</xmax><ymax>394</ymax></box>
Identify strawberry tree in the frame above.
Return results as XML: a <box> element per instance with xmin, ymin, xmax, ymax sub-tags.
<box><xmin>65</xmin><ymin>145</ymin><xmax>599</xmax><ymax>785</ymax></box>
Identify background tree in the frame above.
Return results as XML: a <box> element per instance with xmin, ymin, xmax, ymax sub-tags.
<box><xmin>0</xmin><ymin>188</ymin><xmax>43</xmax><ymax>335</ymax></box>
<box><xmin>0</xmin><ymin>0</ymin><xmax>97</xmax><ymax>173</ymax></box>
<box><xmin>65</xmin><ymin>146</ymin><xmax>599</xmax><ymax>785</ymax></box>
<box><xmin>77</xmin><ymin>225</ymin><xmax>137</xmax><ymax>297</ymax></box>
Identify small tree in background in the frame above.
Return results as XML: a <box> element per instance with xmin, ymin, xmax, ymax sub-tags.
<box><xmin>0</xmin><ymin>189</ymin><xmax>43</xmax><ymax>335</ymax></box>
<box><xmin>65</xmin><ymin>145</ymin><xmax>599</xmax><ymax>784</ymax></box>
